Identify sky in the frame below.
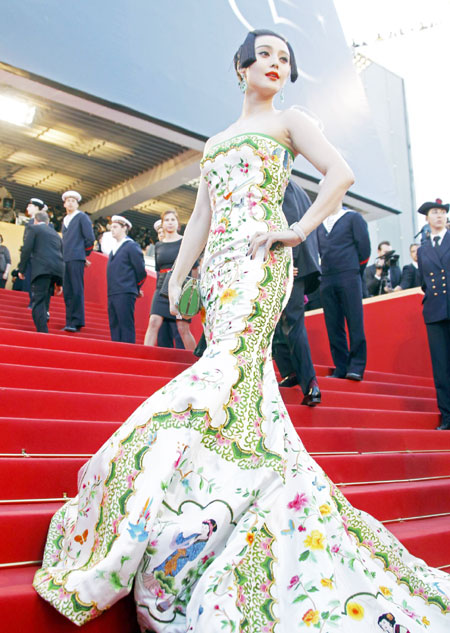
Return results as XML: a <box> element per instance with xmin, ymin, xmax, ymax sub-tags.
<box><xmin>333</xmin><ymin>0</ymin><xmax>450</xmax><ymax>211</ymax></box>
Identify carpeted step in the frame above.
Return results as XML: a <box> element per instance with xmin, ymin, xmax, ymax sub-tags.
<box><xmin>0</xmin><ymin>344</ymin><xmax>188</xmax><ymax>378</ymax></box>
<box><xmin>387</xmin><ymin>516</ymin><xmax>450</xmax><ymax>568</ymax></box>
<box><xmin>0</xmin><ymin>418</ymin><xmax>120</xmax><ymax>454</ymax></box>
<box><xmin>4</xmin><ymin>419</ymin><xmax>450</xmax><ymax>456</ymax></box>
<box><xmin>0</xmin><ymin>501</ymin><xmax>64</xmax><ymax>564</ymax></box>
<box><xmin>0</xmin><ymin>565</ymin><xmax>138</xmax><ymax>632</ymax></box>
<box><xmin>343</xmin><ymin>479</ymin><xmax>450</xmax><ymax>522</ymax></box>
<box><xmin>0</xmin><ymin>288</ymin><xmax>107</xmax><ymax>314</ymax></box>
<box><xmin>0</xmin><ymin>387</ymin><xmax>441</xmax><ymax>429</ymax></box>
<box><xmin>282</xmin><ymin>378</ymin><xmax>436</xmax><ymax>399</ymax></box>
<box><xmin>315</xmin><ymin>452</ymin><xmax>450</xmax><ymax>484</ymax></box>
<box><xmin>0</xmin><ymin>457</ymin><xmax>86</xmax><ymax>500</ymax></box>
<box><xmin>313</xmin><ymin>365</ymin><xmax>434</xmax><ymax>387</ymax></box>
<box><xmin>296</xmin><ymin>426</ymin><xmax>450</xmax><ymax>454</ymax></box>
<box><xmin>0</xmin><ymin>364</ymin><xmax>437</xmax><ymax>414</ymax></box>
<box><xmin>4</xmin><ymin>449</ymin><xmax>450</xmax><ymax>503</ymax></box>
<box><xmin>0</xmin><ymin>327</ymin><xmax>195</xmax><ymax>364</ymax></box>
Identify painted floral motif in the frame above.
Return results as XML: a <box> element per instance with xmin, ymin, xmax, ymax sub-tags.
<box><xmin>34</xmin><ymin>134</ymin><xmax>450</xmax><ymax>632</ymax></box>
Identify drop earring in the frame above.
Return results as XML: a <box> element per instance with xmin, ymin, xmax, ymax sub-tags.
<box><xmin>239</xmin><ymin>77</ymin><xmax>248</xmax><ymax>93</ymax></box>
<box><xmin>279</xmin><ymin>87</ymin><xmax>285</xmax><ymax>103</ymax></box>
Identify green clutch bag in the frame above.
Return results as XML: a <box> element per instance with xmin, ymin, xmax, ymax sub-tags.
<box><xmin>178</xmin><ymin>277</ymin><xmax>201</xmax><ymax>319</ymax></box>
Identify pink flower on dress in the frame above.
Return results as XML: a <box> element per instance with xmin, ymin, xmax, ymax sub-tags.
<box><xmin>287</xmin><ymin>493</ymin><xmax>308</xmax><ymax>511</ymax></box>
<box><xmin>231</xmin><ymin>392</ymin><xmax>241</xmax><ymax>404</ymax></box>
<box><xmin>215</xmin><ymin>224</ymin><xmax>226</xmax><ymax>234</ymax></box>
<box><xmin>215</xmin><ymin>433</ymin><xmax>231</xmax><ymax>446</ymax></box>
<box><xmin>288</xmin><ymin>575</ymin><xmax>299</xmax><ymax>589</ymax></box>
<box><xmin>298</xmin><ymin>525</ymin><xmax>306</xmax><ymax>533</ymax></box>
<box><xmin>331</xmin><ymin>544</ymin><xmax>340</xmax><ymax>553</ymax></box>
<box><xmin>237</xmin><ymin>585</ymin><xmax>246</xmax><ymax>606</ymax></box>
<box><xmin>126</xmin><ymin>470</ymin><xmax>139</xmax><ymax>488</ymax></box>
<box><xmin>260</xmin><ymin>581</ymin><xmax>271</xmax><ymax>597</ymax></box>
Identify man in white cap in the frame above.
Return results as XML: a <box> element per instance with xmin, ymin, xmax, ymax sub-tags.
<box><xmin>61</xmin><ymin>191</ymin><xmax>95</xmax><ymax>332</ymax></box>
<box><xmin>107</xmin><ymin>215</ymin><xmax>146</xmax><ymax>343</ymax></box>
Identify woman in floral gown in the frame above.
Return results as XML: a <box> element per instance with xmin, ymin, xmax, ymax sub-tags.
<box><xmin>34</xmin><ymin>29</ymin><xmax>449</xmax><ymax>632</ymax></box>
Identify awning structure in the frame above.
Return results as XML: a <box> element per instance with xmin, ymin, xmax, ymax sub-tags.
<box><xmin>0</xmin><ymin>63</ymin><xmax>399</xmax><ymax>226</ymax></box>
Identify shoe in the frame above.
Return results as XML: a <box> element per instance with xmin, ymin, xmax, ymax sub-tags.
<box><xmin>301</xmin><ymin>380</ymin><xmax>321</xmax><ymax>407</ymax></box>
<box><xmin>345</xmin><ymin>372</ymin><xmax>363</xmax><ymax>381</ymax></box>
<box><xmin>327</xmin><ymin>371</ymin><xmax>345</xmax><ymax>379</ymax></box>
<box><xmin>436</xmin><ymin>424</ymin><xmax>450</xmax><ymax>430</ymax></box>
<box><xmin>46</xmin><ymin>312</ymin><xmax>50</xmax><ymax>321</ymax></box>
<box><xmin>62</xmin><ymin>326</ymin><xmax>78</xmax><ymax>333</ymax></box>
<box><xmin>278</xmin><ymin>373</ymin><xmax>299</xmax><ymax>388</ymax></box>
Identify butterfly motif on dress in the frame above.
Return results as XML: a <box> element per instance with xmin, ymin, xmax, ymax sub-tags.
<box><xmin>272</xmin><ymin>147</ymin><xmax>291</xmax><ymax>170</ymax></box>
<box><xmin>74</xmin><ymin>529</ymin><xmax>88</xmax><ymax>545</ymax></box>
<box><xmin>281</xmin><ymin>519</ymin><xmax>295</xmax><ymax>538</ymax></box>
<box><xmin>312</xmin><ymin>476</ymin><xmax>326</xmax><ymax>491</ymax></box>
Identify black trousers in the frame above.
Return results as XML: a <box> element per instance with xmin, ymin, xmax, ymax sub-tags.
<box><xmin>426</xmin><ymin>319</ymin><xmax>450</xmax><ymax>427</ymax></box>
<box><xmin>31</xmin><ymin>275</ymin><xmax>52</xmax><ymax>333</ymax></box>
<box><xmin>108</xmin><ymin>293</ymin><xmax>136</xmax><ymax>343</ymax></box>
<box><xmin>63</xmin><ymin>260</ymin><xmax>86</xmax><ymax>328</ymax></box>
<box><xmin>157</xmin><ymin>320</ymin><xmax>185</xmax><ymax>349</ymax></box>
<box><xmin>320</xmin><ymin>271</ymin><xmax>367</xmax><ymax>377</ymax></box>
<box><xmin>272</xmin><ymin>278</ymin><xmax>316</xmax><ymax>394</ymax></box>
<box><xmin>0</xmin><ymin>277</ymin><xmax>6</xmax><ymax>289</ymax></box>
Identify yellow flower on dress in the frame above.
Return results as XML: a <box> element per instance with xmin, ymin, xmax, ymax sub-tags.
<box><xmin>304</xmin><ymin>530</ymin><xmax>326</xmax><ymax>550</ymax></box>
<box><xmin>346</xmin><ymin>602</ymin><xmax>364</xmax><ymax>620</ymax></box>
<box><xmin>379</xmin><ymin>586</ymin><xmax>392</xmax><ymax>597</ymax></box>
<box><xmin>302</xmin><ymin>609</ymin><xmax>320</xmax><ymax>627</ymax></box>
<box><xmin>321</xmin><ymin>577</ymin><xmax>333</xmax><ymax>589</ymax></box>
<box><xmin>319</xmin><ymin>503</ymin><xmax>331</xmax><ymax>516</ymax></box>
<box><xmin>422</xmin><ymin>616</ymin><xmax>430</xmax><ymax>626</ymax></box>
<box><xmin>245</xmin><ymin>532</ymin><xmax>255</xmax><ymax>546</ymax></box>
<box><xmin>220</xmin><ymin>288</ymin><xmax>238</xmax><ymax>305</ymax></box>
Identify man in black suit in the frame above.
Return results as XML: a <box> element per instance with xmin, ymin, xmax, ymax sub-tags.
<box><xmin>365</xmin><ymin>240</ymin><xmax>401</xmax><ymax>296</ymax></box>
<box><xmin>399</xmin><ymin>243</ymin><xmax>421</xmax><ymax>290</ymax></box>
<box><xmin>18</xmin><ymin>211</ymin><xmax>64</xmax><ymax>333</ymax></box>
<box><xmin>317</xmin><ymin>203</ymin><xmax>371</xmax><ymax>381</ymax></box>
<box><xmin>272</xmin><ymin>181</ymin><xmax>322</xmax><ymax>405</ymax></box>
<box><xmin>416</xmin><ymin>199</ymin><xmax>450</xmax><ymax>430</ymax></box>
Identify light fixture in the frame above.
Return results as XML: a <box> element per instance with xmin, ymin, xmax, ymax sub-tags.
<box><xmin>0</xmin><ymin>95</ymin><xmax>36</xmax><ymax>126</ymax></box>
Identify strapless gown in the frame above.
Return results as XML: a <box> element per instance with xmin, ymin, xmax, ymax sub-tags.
<box><xmin>34</xmin><ymin>134</ymin><xmax>450</xmax><ymax>632</ymax></box>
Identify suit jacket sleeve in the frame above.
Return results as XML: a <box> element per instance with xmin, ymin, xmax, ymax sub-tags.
<box><xmin>80</xmin><ymin>214</ymin><xmax>95</xmax><ymax>257</ymax></box>
<box><xmin>400</xmin><ymin>265</ymin><xmax>414</xmax><ymax>289</ymax></box>
<box><xmin>130</xmin><ymin>243</ymin><xmax>147</xmax><ymax>289</ymax></box>
<box><xmin>352</xmin><ymin>213</ymin><xmax>371</xmax><ymax>274</ymax></box>
<box><xmin>18</xmin><ymin>226</ymin><xmax>36</xmax><ymax>273</ymax></box>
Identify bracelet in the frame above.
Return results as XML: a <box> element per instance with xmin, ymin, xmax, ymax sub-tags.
<box><xmin>290</xmin><ymin>222</ymin><xmax>306</xmax><ymax>243</ymax></box>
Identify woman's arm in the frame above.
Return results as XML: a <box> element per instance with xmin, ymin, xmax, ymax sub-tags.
<box><xmin>168</xmin><ymin>176</ymin><xmax>211</xmax><ymax>314</ymax></box>
<box><xmin>248</xmin><ymin>108</ymin><xmax>354</xmax><ymax>259</ymax></box>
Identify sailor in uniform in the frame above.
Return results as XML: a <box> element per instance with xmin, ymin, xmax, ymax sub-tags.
<box><xmin>417</xmin><ymin>199</ymin><xmax>450</xmax><ymax>430</ymax></box>
<box><xmin>61</xmin><ymin>191</ymin><xmax>95</xmax><ymax>332</ymax></box>
<box><xmin>107</xmin><ymin>215</ymin><xmax>147</xmax><ymax>343</ymax></box>
<box><xmin>317</xmin><ymin>203</ymin><xmax>371</xmax><ymax>381</ymax></box>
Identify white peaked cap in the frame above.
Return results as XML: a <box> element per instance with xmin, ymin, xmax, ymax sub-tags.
<box><xmin>111</xmin><ymin>215</ymin><xmax>132</xmax><ymax>229</ymax></box>
<box><xmin>29</xmin><ymin>197</ymin><xmax>45</xmax><ymax>207</ymax></box>
<box><xmin>154</xmin><ymin>219</ymin><xmax>162</xmax><ymax>230</ymax></box>
<box><xmin>62</xmin><ymin>190</ymin><xmax>82</xmax><ymax>202</ymax></box>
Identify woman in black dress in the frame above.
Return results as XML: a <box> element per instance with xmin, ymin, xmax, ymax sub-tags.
<box><xmin>144</xmin><ymin>209</ymin><xmax>197</xmax><ymax>350</ymax></box>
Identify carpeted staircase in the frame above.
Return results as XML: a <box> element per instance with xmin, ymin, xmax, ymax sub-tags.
<box><xmin>1</xmin><ymin>287</ymin><xmax>449</xmax><ymax>632</ymax></box>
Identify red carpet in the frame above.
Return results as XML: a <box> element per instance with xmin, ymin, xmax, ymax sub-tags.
<box><xmin>0</xmin><ymin>286</ymin><xmax>449</xmax><ymax>631</ymax></box>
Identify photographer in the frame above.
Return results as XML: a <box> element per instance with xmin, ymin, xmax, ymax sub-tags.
<box><xmin>365</xmin><ymin>241</ymin><xmax>401</xmax><ymax>296</ymax></box>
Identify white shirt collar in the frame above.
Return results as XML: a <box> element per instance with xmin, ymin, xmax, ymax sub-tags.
<box><xmin>430</xmin><ymin>228</ymin><xmax>447</xmax><ymax>245</ymax></box>
<box><xmin>63</xmin><ymin>209</ymin><xmax>81</xmax><ymax>228</ymax></box>
<box><xmin>111</xmin><ymin>236</ymin><xmax>131</xmax><ymax>255</ymax></box>
<box><xmin>323</xmin><ymin>208</ymin><xmax>349</xmax><ymax>232</ymax></box>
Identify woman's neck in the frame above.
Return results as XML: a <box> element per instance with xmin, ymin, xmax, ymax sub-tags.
<box><xmin>164</xmin><ymin>232</ymin><xmax>181</xmax><ymax>242</ymax></box>
<box><xmin>239</xmin><ymin>91</ymin><xmax>275</xmax><ymax>120</ymax></box>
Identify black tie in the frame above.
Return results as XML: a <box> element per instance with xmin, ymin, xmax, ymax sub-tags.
<box><xmin>433</xmin><ymin>236</ymin><xmax>440</xmax><ymax>248</ymax></box>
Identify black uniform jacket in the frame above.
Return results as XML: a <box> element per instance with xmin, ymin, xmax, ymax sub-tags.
<box><xmin>417</xmin><ymin>231</ymin><xmax>450</xmax><ymax>324</ymax></box>
<box><xmin>400</xmin><ymin>263</ymin><xmax>421</xmax><ymax>290</ymax></box>
<box><xmin>282</xmin><ymin>180</ymin><xmax>321</xmax><ymax>294</ymax></box>
<box><xmin>107</xmin><ymin>239</ymin><xmax>147</xmax><ymax>296</ymax></box>
<box><xmin>18</xmin><ymin>223</ymin><xmax>64</xmax><ymax>284</ymax></box>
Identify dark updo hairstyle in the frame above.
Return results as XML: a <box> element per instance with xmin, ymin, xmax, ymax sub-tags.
<box><xmin>233</xmin><ymin>29</ymin><xmax>298</xmax><ymax>83</ymax></box>
<box><xmin>377</xmin><ymin>612</ymin><xmax>395</xmax><ymax>628</ymax></box>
